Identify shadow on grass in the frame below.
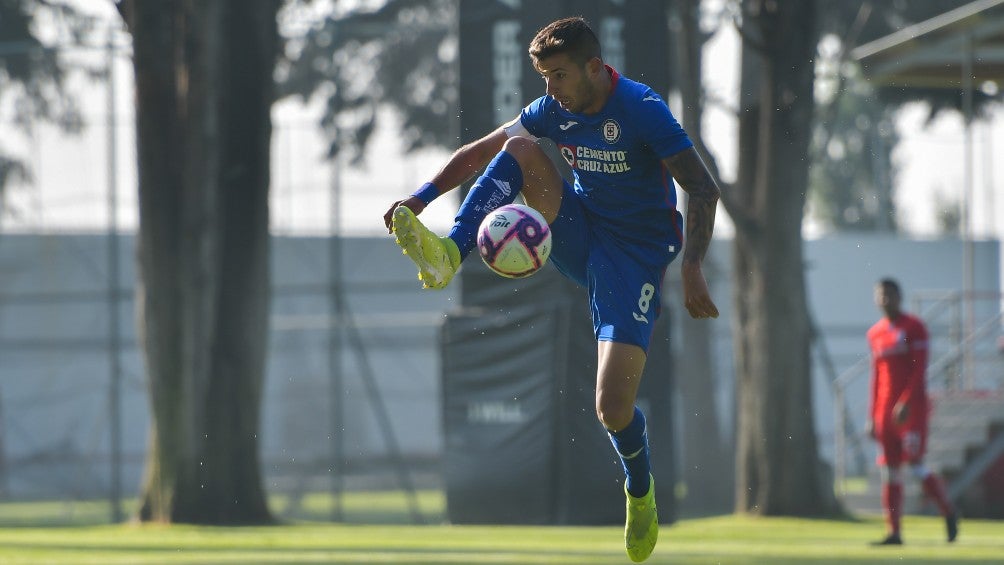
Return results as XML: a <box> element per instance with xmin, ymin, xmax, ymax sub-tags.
<box><xmin>0</xmin><ymin>490</ymin><xmax>447</xmax><ymax>528</ymax></box>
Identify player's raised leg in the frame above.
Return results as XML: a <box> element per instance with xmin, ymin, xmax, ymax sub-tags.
<box><xmin>501</xmin><ymin>136</ymin><xmax>565</xmax><ymax>224</ymax></box>
<box><xmin>391</xmin><ymin>206</ymin><xmax>461</xmax><ymax>289</ymax></box>
<box><xmin>393</xmin><ymin>146</ymin><xmax>523</xmax><ymax>289</ymax></box>
<box><xmin>448</xmin><ymin>135</ymin><xmax>565</xmax><ymax>254</ymax></box>
<box><xmin>445</xmin><ymin>149</ymin><xmax>524</xmax><ymax>260</ymax></box>
<box><xmin>393</xmin><ymin>136</ymin><xmax>563</xmax><ymax>289</ymax></box>
<box><xmin>597</xmin><ymin>341</ymin><xmax>658</xmax><ymax>563</ymax></box>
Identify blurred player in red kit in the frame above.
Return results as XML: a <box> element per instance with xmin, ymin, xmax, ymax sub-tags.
<box><xmin>867</xmin><ymin>278</ymin><xmax>958</xmax><ymax>545</ymax></box>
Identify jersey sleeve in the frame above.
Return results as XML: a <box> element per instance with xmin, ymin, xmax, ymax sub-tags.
<box><xmin>517</xmin><ymin>96</ymin><xmax>552</xmax><ymax>139</ymax></box>
<box><xmin>503</xmin><ymin>117</ymin><xmax>536</xmax><ymax>140</ymax></box>
<box><xmin>634</xmin><ymin>89</ymin><xmax>693</xmax><ymax>158</ymax></box>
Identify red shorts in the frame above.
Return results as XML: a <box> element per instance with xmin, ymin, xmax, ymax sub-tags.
<box><xmin>876</xmin><ymin>422</ymin><xmax>928</xmax><ymax>467</ymax></box>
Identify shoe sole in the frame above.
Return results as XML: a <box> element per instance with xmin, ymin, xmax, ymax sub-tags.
<box><xmin>626</xmin><ymin>519</ymin><xmax>658</xmax><ymax>562</ymax></box>
<box><xmin>392</xmin><ymin>207</ymin><xmax>448</xmax><ymax>289</ymax></box>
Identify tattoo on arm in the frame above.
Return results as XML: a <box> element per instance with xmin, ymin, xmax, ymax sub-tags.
<box><xmin>664</xmin><ymin>147</ymin><xmax>720</xmax><ymax>264</ymax></box>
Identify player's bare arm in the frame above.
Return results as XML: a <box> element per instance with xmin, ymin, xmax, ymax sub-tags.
<box><xmin>383</xmin><ymin>127</ymin><xmax>510</xmax><ymax>232</ymax></box>
<box><xmin>663</xmin><ymin>146</ymin><xmax>721</xmax><ymax>319</ymax></box>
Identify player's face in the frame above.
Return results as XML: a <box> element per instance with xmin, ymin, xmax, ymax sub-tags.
<box><xmin>875</xmin><ymin>283</ymin><xmax>901</xmax><ymax>318</ymax></box>
<box><xmin>535</xmin><ymin>53</ymin><xmax>601</xmax><ymax>114</ymax></box>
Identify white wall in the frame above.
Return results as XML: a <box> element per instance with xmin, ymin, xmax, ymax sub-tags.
<box><xmin>0</xmin><ymin>233</ymin><xmax>999</xmax><ymax>497</ymax></box>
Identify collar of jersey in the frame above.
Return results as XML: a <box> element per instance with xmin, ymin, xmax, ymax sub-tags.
<box><xmin>605</xmin><ymin>64</ymin><xmax>620</xmax><ymax>92</ymax></box>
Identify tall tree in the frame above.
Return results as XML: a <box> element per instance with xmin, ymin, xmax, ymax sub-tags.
<box><xmin>117</xmin><ymin>0</ymin><xmax>280</xmax><ymax>524</ymax></box>
<box><xmin>686</xmin><ymin>0</ymin><xmax>992</xmax><ymax>516</ymax></box>
<box><xmin>722</xmin><ymin>0</ymin><xmax>841</xmax><ymax>516</ymax></box>
<box><xmin>670</xmin><ymin>0</ymin><xmax>735</xmax><ymax>516</ymax></box>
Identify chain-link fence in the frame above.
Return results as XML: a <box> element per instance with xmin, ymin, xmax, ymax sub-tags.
<box><xmin>0</xmin><ymin>27</ymin><xmax>458</xmax><ymax>524</ymax></box>
<box><xmin>0</xmin><ymin>233</ymin><xmax>457</xmax><ymax>525</ymax></box>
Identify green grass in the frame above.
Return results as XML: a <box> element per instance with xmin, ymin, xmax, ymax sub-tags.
<box><xmin>0</xmin><ymin>490</ymin><xmax>448</xmax><ymax>528</ymax></box>
<box><xmin>0</xmin><ymin>495</ymin><xmax>1000</xmax><ymax>564</ymax></box>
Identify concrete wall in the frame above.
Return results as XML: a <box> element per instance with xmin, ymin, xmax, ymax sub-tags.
<box><xmin>670</xmin><ymin>235</ymin><xmax>1001</xmax><ymax>471</ymax></box>
<box><xmin>0</xmin><ymin>232</ymin><xmax>998</xmax><ymax>498</ymax></box>
<box><xmin>0</xmin><ymin>233</ymin><xmax>455</xmax><ymax>497</ymax></box>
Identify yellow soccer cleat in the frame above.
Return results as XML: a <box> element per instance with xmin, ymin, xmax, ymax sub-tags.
<box><xmin>624</xmin><ymin>474</ymin><xmax>658</xmax><ymax>563</ymax></box>
<box><xmin>391</xmin><ymin>206</ymin><xmax>460</xmax><ymax>289</ymax></box>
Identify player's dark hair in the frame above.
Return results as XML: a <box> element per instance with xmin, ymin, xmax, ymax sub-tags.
<box><xmin>528</xmin><ymin>16</ymin><xmax>601</xmax><ymax>67</ymax></box>
<box><xmin>878</xmin><ymin>278</ymin><xmax>901</xmax><ymax>295</ymax></box>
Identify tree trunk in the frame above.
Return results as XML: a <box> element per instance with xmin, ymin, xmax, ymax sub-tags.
<box><xmin>729</xmin><ymin>0</ymin><xmax>841</xmax><ymax>516</ymax></box>
<box><xmin>672</xmin><ymin>0</ymin><xmax>734</xmax><ymax>515</ymax></box>
<box><xmin>122</xmin><ymin>0</ymin><xmax>278</xmax><ymax>524</ymax></box>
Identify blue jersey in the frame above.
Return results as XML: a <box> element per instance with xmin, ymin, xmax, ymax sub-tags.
<box><xmin>517</xmin><ymin>67</ymin><xmax>693</xmax><ymax>248</ymax></box>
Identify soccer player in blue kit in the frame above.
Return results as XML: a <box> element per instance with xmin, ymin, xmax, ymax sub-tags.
<box><xmin>383</xmin><ymin>16</ymin><xmax>720</xmax><ymax>562</ymax></box>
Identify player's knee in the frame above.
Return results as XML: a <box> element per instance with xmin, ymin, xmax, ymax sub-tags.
<box><xmin>910</xmin><ymin>463</ymin><xmax>930</xmax><ymax>480</ymax></box>
<box><xmin>502</xmin><ymin>135</ymin><xmax>542</xmax><ymax>158</ymax></box>
<box><xmin>501</xmin><ymin>137</ymin><xmax>550</xmax><ymax>174</ymax></box>
<box><xmin>881</xmin><ymin>465</ymin><xmax>903</xmax><ymax>485</ymax></box>
<box><xmin>595</xmin><ymin>396</ymin><xmax>633</xmax><ymax>431</ymax></box>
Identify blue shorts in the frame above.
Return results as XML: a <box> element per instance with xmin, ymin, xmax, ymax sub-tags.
<box><xmin>548</xmin><ymin>181</ymin><xmax>681</xmax><ymax>351</ymax></box>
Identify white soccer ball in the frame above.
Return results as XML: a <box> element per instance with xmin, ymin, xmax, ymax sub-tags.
<box><xmin>477</xmin><ymin>204</ymin><xmax>552</xmax><ymax>278</ymax></box>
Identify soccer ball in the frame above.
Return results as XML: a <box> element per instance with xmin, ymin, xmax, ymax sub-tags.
<box><xmin>477</xmin><ymin>204</ymin><xmax>552</xmax><ymax>278</ymax></box>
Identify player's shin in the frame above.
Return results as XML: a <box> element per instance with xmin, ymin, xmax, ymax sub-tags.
<box><xmin>608</xmin><ymin>406</ymin><xmax>651</xmax><ymax>498</ymax></box>
<box><xmin>918</xmin><ymin>470</ymin><xmax>954</xmax><ymax>516</ymax></box>
<box><xmin>881</xmin><ymin>466</ymin><xmax>903</xmax><ymax>536</ymax></box>
<box><xmin>448</xmin><ymin>151</ymin><xmax>523</xmax><ymax>259</ymax></box>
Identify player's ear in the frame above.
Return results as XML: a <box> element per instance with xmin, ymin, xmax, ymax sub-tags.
<box><xmin>586</xmin><ymin>56</ymin><xmax>602</xmax><ymax>75</ymax></box>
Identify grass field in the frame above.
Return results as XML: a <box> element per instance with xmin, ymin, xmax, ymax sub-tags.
<box><xmin>0</xmin><ymin>494</ymin><xmax>1001</xmax><ymax>564</ymax></box>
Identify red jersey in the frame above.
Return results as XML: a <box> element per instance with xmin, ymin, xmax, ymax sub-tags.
<box><xmin>866</xmin><ymin>313</ymin><xmax>930</xmax><ymax>431</ymax></box>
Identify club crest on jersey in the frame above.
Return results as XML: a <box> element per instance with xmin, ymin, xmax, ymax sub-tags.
<box><xmin>558</xmin><ymin>144</ymin><xmax>576</xmax><ymax>167</ymax></box>
<box><xmin>601</xmin><ymin>119</ymin><xmax>621</xmax><ymax>144</ymax></box>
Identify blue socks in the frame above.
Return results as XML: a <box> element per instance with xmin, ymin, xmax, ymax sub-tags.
<box><xmin>608</xmin><ymin>407</ymin><xmax>651</xmax><ymax>498</ymax></box>
<box><xmin>448</xmin><ymin>151</ymin><xmax>523</xmax><ymax>259</ymax></box>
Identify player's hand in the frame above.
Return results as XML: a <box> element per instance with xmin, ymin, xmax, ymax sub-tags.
<box><xmin>893</xmin><ymin>402</ymin><xmax>909</xmax><ymax>424</ymax></box>
<box><xmin>682</xmin><ymin>260</ymin><xmax>719</xmax><ymax>319</ymax></box>
<box><xmin>383</xmin><ymin>196</ymin><xmax>427</xmax><ymax>233</ymax></box>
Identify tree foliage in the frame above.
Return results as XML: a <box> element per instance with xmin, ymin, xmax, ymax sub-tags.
<box><xmin>809</xmin><ymin>0</ymin><xmax>994</xmax><ymax>232</ymax></box>
<box><xmin>0</xmin><ymin>0</ymin><xmax>93</xmax><ymax>197</ymax></box>
<box><xmin>279</xmin><ymin>0</ymin><xmax>455</xmax><ymax>164</ymax></box>
<box><xmin>823</xmin><ymin>0</ymin><xmax>997</xmax><ymax>116</ymax></box>
<box><xmin>809</xmin><ymin>75</ymin><xmax>900</xmax><ymax>232</ymax></box>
